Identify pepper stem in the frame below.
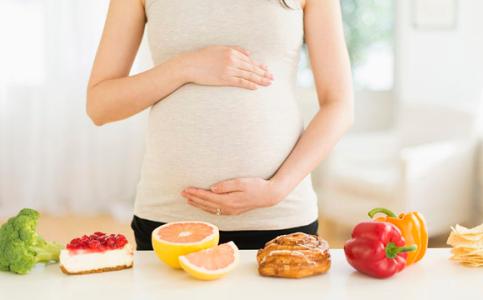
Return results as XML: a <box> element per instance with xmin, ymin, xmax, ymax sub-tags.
<box><xmin>368</xmin><ymin>207</ymin><xmax>397</xmax><ymax>218</ymax></box>
<box><xmin>385</xmin><ymin>242</ymin><xmax>417</xmax><ymax>259</ymax></box>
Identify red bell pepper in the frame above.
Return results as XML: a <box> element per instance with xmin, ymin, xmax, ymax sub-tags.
<box><xmin>344</xmin><ymin>221</ymin><xmax>417</xmax><ymax>279</ymax></box>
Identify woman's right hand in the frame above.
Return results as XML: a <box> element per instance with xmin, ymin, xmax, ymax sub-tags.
<box><xmin>180</xmin><ymin>46</ymin><xmax>274</xmax><ymax>90</ymax></box>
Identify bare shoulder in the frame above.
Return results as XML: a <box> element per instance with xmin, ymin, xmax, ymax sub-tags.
<box><xmin>299</xmin><ymin>0</ymin><xmax>306</xmax><ymax>10</ymax></box>
<box><xmin>303</xmin><ymin>0</ymin><xmax>341</xmax><ymax>12</ymax></box>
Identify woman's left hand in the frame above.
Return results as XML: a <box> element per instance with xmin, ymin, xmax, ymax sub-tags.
<box><xmin>181</xmin><ymin>178</ymin><xmax>284</xmax><ymax>216</ymax></box>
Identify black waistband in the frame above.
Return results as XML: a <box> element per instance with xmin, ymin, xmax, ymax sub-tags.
<box><xmin>131</xmin><ymin>215</ymin><xmax>318</xmax><ymax>250</ymax></box>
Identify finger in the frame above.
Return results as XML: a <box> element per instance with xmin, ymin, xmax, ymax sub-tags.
<box><xmin>183</xmin><ymin>188</ymin><xmax>226</xmax><ymax>205</ymax></box>
<box><xmin>186</xmin><ymin>197</ymin><xmax>238</xmax><ymax>216</ymax></box>
<box><xmin>186</xmin><ymin>198</ymin><xmax>217</xmax><ymax>214</ymax></box>
<box><xmin>182</xmin><ymin>193</ymin><xmax>220</xmax><ymax>209</ymax></box>
<box><xmin>235</xmin><ymin>69</ymin><xmax>271</xmax><ymax>86</ymax></box>
<box><xmin>233</xmin><ymin>54</ymin><xmax>268</xmax><ymax>74</ymax></box>
<box><xmin>236</xmin><ymin>60</ymin><xmax>273</xmax><ymax>80</ymax></box>
<box><xmin>210</xmin><ymin>179</ymin><xmax>246</xmax><ymax>193</ymax></box>
<box><xmin>229</xmin><ymin>45</ymin><xmax>251</xmax><ymax>57</ymax></box>
<box><xmin>229</xmin><ymin>48</ymin><xmax>273</xmax><ymax>79</ymax></box>
<box><xmin>229</xmin><ymin>77</ymin><xmax>258</xmax><ymax>90</ymax></box>
<box><xmin>259</xmin><ymin>64</ymin><xmax>273</xmax><ymax>78</ymax></box>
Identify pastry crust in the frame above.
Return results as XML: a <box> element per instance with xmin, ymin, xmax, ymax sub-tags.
<box><xmin>60</xmin><ymin>263</ymin><xmax>133</xmax><ymax>275</ymax></box>
<box><xmin>257</xmin><ymin>232</ymin><xmax>330</xmax><ymax>278</ymax></box>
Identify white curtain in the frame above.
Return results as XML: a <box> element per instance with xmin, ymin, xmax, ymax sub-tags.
<box><xmin>0</xmin><ymin>0</ymin><xmax>152</xmax><ymax>220</ymax></box>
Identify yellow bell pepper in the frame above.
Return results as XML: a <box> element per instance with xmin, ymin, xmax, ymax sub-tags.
<box><xmin>368</xmin><ymin>208</ymin><xmax>428</xmax><ymax>265</ymax></box>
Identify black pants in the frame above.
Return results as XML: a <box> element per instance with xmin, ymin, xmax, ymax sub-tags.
<box><xmin>131</xmin><ymin>215</ymin><xmax>318</xmax><ymax>250</ymax></box>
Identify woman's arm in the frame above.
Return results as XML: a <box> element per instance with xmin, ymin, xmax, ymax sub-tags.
<box><xmin>88</xmin><ymin>0</ymin><xmax>273</xmax><ymax>126</ymax></box>
<box><xmin>269</xmin><ymin>0</ymin><xmax>354</xmax><ymax>196</ymax></box>
<box><xmin>182</xmin><ymin>0</ymin><xmax>353</xmax><ymax>215</ymax></box>
<box><xmin>87</xmin><ymin>0</ymin><xmax>159</xmax><ymax>125</ymax></box>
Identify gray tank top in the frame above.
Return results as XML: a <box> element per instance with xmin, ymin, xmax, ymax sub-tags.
<box><xmin>135</xmin><ymin>0</ymin><xmax>318</xmax><ymax>230</ymax></box>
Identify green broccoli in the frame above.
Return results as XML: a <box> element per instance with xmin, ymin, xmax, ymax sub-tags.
<box><xmin>0</xmin><ymin>208</ymin><xmax>63</xmax><ymax>274</ymax></box>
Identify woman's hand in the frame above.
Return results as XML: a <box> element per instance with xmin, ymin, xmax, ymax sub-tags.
<box><xmin>181</xmin><ymin>178</ymin><xmax>285</xmax><ymax>215</ymax></box>
<box><xmin>181</xmin><ymin>46</ymin><xmax>273</xmax><ymax>90</ymax></box>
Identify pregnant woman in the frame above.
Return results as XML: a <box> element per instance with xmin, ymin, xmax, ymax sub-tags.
<box><xmin>87</xmin><ymin>0</ymin><xmax>353</xmax><ymax>250</ymax></box>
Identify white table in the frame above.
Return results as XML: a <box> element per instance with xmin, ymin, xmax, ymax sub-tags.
<box><xmin>1</xmin><ymin>249</ymin><xmax>482</xmax><ymax>300</ymax></box>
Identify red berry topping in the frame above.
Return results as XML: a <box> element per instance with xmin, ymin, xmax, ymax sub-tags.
<box><xmin>106</xmin><ymin>237</ymin><xmax>116</xmax><ymax>247</ymax></box>
<box><xmin>66</xmin><ymin>232</ymin><xmax>129</xmax><ymax>252</ymax></box>
<box><xmin>88</xmin><ymin>239</ymin><xmax>101</xmax><ymax>249</ymax></box>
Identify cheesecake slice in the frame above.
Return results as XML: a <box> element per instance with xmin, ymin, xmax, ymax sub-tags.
<box><xmin>60</xmin><ymin>232</ymin><xmax>134</xmax><ymax>275</ymax></box>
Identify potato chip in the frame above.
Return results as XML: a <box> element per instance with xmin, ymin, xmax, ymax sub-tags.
<box><xmin>447</xmin><ymin>223</ymin><xmax>483</xmax><ymax>267</ymax></box>
<box><xmin>450</xmin><ymin>234</ymin><xmax>483</xmax><ymax>243</ymax></box>
<box><xmin>449</xmin><ymin>237</ymin><xmax>474</xmax><ymax>246</ymax></box>
<box><xmin>451</xmin><ymin>245</ymin><xmax>483</xmax><ymax>251</ymax></box>
<box><xmin>450</xmin><ymin>258</ymin><xmax>483</xmax><ymax>265</ymax></box>
<box><xmin>460</xmin><ymin>261</ymin><xmax>483</xmax><ymax>267</ymax></box>
<box><xmin>454</xmin><ymin>224</ymin><xmax>483</xmax><ymax>234</ymax></box>
<box><xmin>448</xmin><ymin>240</ymin><xmax>483</xmax><ymax>248</ymax></box>
<box><xmin>451</xmin><ymin>254</ymin><xmax>483</xmax><ymax>261</ymax></box>
<box><xmin>447</xmin><ymin>232</ymin><xmax>483</xmax><ymax>245</ymax></box>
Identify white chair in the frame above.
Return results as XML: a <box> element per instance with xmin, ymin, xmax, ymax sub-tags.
<box><xmin>319</xmin><ymin>103</ymin><xmax>479</xmax><ymax>236</ymax></box>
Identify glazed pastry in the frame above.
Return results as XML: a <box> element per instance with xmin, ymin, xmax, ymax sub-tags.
<box><xmin>257</xmin><ymin>232</ymin><xmax>330</xmax><ymax>278</ymax></box>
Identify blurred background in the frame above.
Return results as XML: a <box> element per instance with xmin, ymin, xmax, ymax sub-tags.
<box><xmin>1</xmin><ymin>0</ymin><xmax>482</xmax><ymax>247</ymax></box>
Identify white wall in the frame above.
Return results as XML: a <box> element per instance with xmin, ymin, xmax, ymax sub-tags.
<box><xmin>395</xmin><ymin>0</ymin><xmax>483</xmax><ymax>220</ymax></box>
<box><xmin>301</xmin><ymin>1</ymin><xmax>483</xmax><ymax>141</ymax></box>
<box><xmin>395</xmin><ymin>0</ymin><xmax>483</xmax><ymax>110</ymax></box>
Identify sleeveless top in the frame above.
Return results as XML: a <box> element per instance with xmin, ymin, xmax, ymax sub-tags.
<box><xmin>135</xmin><ymin>0</ymin><xmax>318</xmax><ymax>230</ymax></box>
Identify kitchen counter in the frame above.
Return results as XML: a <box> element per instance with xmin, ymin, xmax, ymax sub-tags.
<box><xmin>2</xmin><ymin>249</ymin><xmax>482</xmax><ymax>300</ymax></box>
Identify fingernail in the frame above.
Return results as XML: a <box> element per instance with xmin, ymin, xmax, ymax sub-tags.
<box><xmin>210</xmin><ymin>185</ymin><xmax>217</xmax><ymax>192</ymax></box>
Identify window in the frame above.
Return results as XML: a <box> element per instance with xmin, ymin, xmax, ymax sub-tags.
<box><xmin>298</xmin><ymin>0</ymin><xmax>395</xmax><ymax>91</ymax></box>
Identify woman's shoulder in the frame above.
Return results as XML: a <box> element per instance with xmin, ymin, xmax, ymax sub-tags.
<box><xmin>300</xmin><ymin>0</ymin><xmax>306</xmax><ymax>10</ymax></box>
<box><xmin>284</xmin><ymin>0</ymin><xmax>306</xmax><ymax>10</ymax></box>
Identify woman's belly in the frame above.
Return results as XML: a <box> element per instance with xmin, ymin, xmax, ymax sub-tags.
<box><xmin>138</xmin><ymin>81</ymin><xmax>303</xmax><ymax>197</ymax></box>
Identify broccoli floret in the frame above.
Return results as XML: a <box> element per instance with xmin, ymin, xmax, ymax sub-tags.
<box><xmin>0</xmin><ymin>208</ymin><xmax>63</xmax><ymax>274</ymax></box>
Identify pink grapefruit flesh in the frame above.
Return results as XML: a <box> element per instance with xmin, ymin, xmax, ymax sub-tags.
<box><xmin>156</xmin><ymin>222</ymin><xmax>215</xmax><ymax>244</ymax></box>
<box><xmin>183</xmin><ymin>242</ymin><xmax>236</xmax><ymax>271</ymax></box>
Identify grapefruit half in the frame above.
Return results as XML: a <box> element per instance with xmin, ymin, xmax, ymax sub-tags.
<box><xmin>179</xmin><ymin>241</ymin><xmax>239</xmax><ymax>280</ymax></box>
<box><xmin>152</xmin><ymin>221</ymin><xmax>219</xmax><ymax>269</ymax></box>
